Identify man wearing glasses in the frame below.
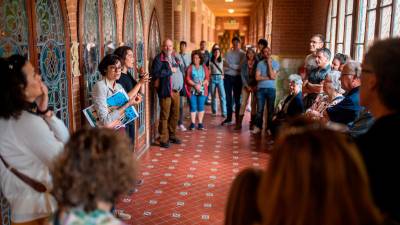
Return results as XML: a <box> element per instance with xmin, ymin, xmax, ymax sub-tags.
<box><xmin>304</xmin><ymin>34</ymin><xmax>325</xmax><ymax>77</ymax></box>
<box><xmin>324</xmin><ymin>60</ymin><xmax>362</xmax><ymax>124</ymax></box>
<box><xmin>357</xmin><ymin>38</ymin><xmax>400</xmax><ymax>223</ymax></box>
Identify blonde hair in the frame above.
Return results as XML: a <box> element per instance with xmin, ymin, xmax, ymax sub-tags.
<box><xmin>258</xmin><ymin>118</ymin><xmax>382</xmax><ymax>225</ymax></box>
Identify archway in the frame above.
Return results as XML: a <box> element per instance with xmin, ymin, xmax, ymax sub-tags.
<box><xmin>148</xmin><ymin>9</ymin><xmax>161</xmax><ymax>143</ymax></box>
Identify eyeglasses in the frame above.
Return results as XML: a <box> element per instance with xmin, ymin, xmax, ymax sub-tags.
<box><xmin>109</xmin><ymin>65</ymin><xmax>122</xmax><ymax>71</ymax></box>
<box><xmin>310</xmin><ymin>40</ymin><xmax>322</xmax><ymax>44</ymax></box>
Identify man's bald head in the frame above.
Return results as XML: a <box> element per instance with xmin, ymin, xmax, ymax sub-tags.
<box><xmin>163</xmin><ymin>39</ymin><xmax>173</xmax><ymax>56</ymax></box>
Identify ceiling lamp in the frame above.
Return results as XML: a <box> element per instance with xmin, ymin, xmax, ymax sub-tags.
<box><xmin>225</xmin><ymin>0</ymin><xmax>234</xmax><ymax>2</ymax></box>
<box><xmin>228</xmin><ymin>9</ymin><xmax>235</xmax><ymax>13</ymax></box>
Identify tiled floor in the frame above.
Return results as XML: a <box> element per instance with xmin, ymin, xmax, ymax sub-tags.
<box><xmin>117</xmin><ymin>113</ymin><xmax>271</xmax><ymax>225</ymax></box>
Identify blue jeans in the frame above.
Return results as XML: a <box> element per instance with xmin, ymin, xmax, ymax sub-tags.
<box><xmin>224</xmin><ymin>75</ymin><xmax>242</xmax><ymax>120</ymax></box>
<box><xmin>190</xmin><ymin>95</ymin><xmax>207</xmax><ymax>112</ymax></box>
<box><xmin>256</xmin><ymin>88</ymin><xmax>276</xmax><ymax>129</ymax></box>
<box><xmin>210</xmin><ymin>75</ymin><xmax>227</xmax><ymax>115</ymax></box>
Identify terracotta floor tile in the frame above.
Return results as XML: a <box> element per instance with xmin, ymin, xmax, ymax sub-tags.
<box><xmin>117</xmin><ymin>112</ymin><xmax>271</xmax><ymax>224</ymax></box>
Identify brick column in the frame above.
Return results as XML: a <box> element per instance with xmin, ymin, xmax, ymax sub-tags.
<box><xmin>174</xmin><ymin>0</ymin><xmax>182</xmax><ymax>41</ymax></box>
<box><xmin>190</xmin><ymin>0</ymin><xmax>197</xmax><ymax>43</ymax></box>
<box><xmin>164</xmin><ymin>0</ymin><xmax>173</xmax><ymax>39</ymax></box>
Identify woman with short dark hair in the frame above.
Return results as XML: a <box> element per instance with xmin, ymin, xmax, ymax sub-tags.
<box><xmin>0</xmin><ymin>55</ymin><xmax>69</xmax><ymax>225</ymax></box>
<box><xmin>92</xmin><ymin>54</ymin><xmax>142</xmax><ymax>128</ymax></box>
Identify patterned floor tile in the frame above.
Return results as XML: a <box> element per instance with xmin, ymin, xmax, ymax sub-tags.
<box><xmin>117</xmin><ymin>112</ymin><xmax>271</xmax><ymax>224</ymax></box>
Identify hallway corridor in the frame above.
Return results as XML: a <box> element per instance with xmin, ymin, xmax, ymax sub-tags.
<box><xmin>117</xmin><ymin>114</ymin><xmax>271</xmax><ymax>225</ymax></box>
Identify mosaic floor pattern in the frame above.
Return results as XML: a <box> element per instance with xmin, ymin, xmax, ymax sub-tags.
<box><xmin>117</xmin><ymin>113</ymin><xmax>271</xmax><ymax>225</ymax></box>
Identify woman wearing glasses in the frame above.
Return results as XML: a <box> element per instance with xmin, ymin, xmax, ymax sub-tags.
<box><xmin>92</xmin><ymin>54</ymin><xmax>142</xmax><ymax>128</ymax></box>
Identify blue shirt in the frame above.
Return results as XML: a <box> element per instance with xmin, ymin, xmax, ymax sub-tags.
<box><xmin>256</xmin><ymin>60</ymin><xmax>280</xmax><ymax>89</ymax></box>
<box><xmin>308</xmin><ymin>64</ymin><xmax>331</xmax><ymax>84</ymax></box>
<box><xmin>190</xmin><ymin>65</ymin><xmax>205</xmax><ymax>83</ymax></box>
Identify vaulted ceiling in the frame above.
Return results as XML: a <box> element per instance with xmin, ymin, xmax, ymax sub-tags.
<box><xmin>203</xmin><ymin>0</ymin><xmax>257</xmax><ymax>17</ymax></box>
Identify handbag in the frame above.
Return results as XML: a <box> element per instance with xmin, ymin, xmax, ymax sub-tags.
<box><xmin>212</xmin><ymin>60</ymin><xmax>223</xmax><ymax>74</ymax></box>
<box><xmin>0</xmin><ymin>154</ymin><xmax>47</xmax><ymax>193</ymax></box>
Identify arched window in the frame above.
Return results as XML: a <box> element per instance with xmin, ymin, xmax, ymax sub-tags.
<box><xmin>326</xmin><ymin>0</ymin><xmax>354</xmax><ymax>56</ymax></box>
<box><xmin>148</xmin><ymin>9</ymin><xmax>161</xmax><ymax>143</ymax></box>
<box><xmin>79</xmin><ymin>0</ymin><xmax>117</xmax><ymax>108</ymax></box>
<box><xmin>135</xmin><ymin>0</ymin><xmax>145</xmax><ymax>136</ymax></box>
<box><xmin>1</xmin><ymin>0</ymin><xmax>72</xmax><ymax>221</ymax></box>
<box><xmin>35</xmin><ymin>0</ymin><xmax>71</xmax><ymax>125</ymax></box>
<box><xmin>124</xmin><ymin>0</ymin><xmax>135</xmax><ymax>48</ymax></box>
<box><xmin>0</xmin><ymin>0</ymin><xmax>29</xmax><ymax>57</ymax></box>
<box><xmin>102</xmin><ymin>0</ymin><xmax>117</xmax><ymax>55</ymax></box>
<box><xmin>81</xmin><ymin>0</ymin><xmax>101</xmax><ymax>106</ymax></box>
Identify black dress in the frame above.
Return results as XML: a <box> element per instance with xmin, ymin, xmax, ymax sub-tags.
<box><xmin>116</xmin><ymin>71</ymin><xmax>138</xmax><ymax>145</ymax></box>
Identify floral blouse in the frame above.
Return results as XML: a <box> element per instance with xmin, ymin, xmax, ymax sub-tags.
<box><xmin>305</xmin><ymin>94</ymin><xmax>344</xmax><ymax>120</ymax></box>
<box><xmin>55</xmin><ymin>209</ymin><xmax>124</xmax><ymax>225</ymax></box>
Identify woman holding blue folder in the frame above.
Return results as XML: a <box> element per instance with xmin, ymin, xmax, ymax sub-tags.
<box><xmin>92</xmin><ymin>54</ymin><xmax>142</xmax><ymax>128</ymax></box>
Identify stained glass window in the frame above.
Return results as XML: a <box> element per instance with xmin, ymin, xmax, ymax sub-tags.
<box><xmin>102</xmin><ymin>0</ymin><xmax>117</xmax><ymax>55</ymax></box>
<box><xmin>35</xmin><ymin>0</ymin><xmax>70</xmax><ymax>126</ymax></box>
<box><xmin>135</xmin><ymin>0</ymin><xmax>144</xmax><ymax>70</ymax></box>
<box><xmin>135</xmin><ymin>0</ymin><xmax>145</xmax><ymax>136</ymax></box>
<box><xmin>148</xmin><ymin>10</ymin><xmax>161</xmax><ymax>127</ymax></box>
<box><xmin>82</xmin><ymin>0</ymin><xmax>101</xmax><ymax>106</ymax></box>
<box><xmin>124</xmin><ymin>0</ymin><xmax>135</xmax><ymax>48</ymax></box>
<box><xmin>0</xmin><ymin>0</ymin><xmax>29</xmax><ymax>57</ymax></box>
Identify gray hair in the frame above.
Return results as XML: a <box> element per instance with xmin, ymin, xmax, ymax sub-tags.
<box><xmin>288</xmin><ymin>74</ymin><xmax>303</xmax><ymax>86</ymax></box>
<box><xmin>325</xmin><ymin>70</ymin><xmax>342</xmax><ymax>92</ymax></box>
<box><xmin>316</xmin><ymin>47</ymin><xmax>332</xmax><ymax>60</ymax></box>
<box><xmin>345</xmin><ymin>60</ymin><xmax>362</xmax><ymax>78</ymax></box>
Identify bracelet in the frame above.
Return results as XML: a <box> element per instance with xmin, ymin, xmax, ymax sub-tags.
<box><xmin>37</xmin><ymin>107</ymin><xmax>50</xmax><ymax>115</ymax></box>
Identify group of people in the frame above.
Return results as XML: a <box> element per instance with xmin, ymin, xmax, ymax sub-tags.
<box><xmin>0</xmin><ymin>31</ymin><xmax>399</xmax><ymax>225</ymax></box>
<box><xmin>0</xmin><ymin>53</ymin><xmax>139</xmax><ymax>224</ymax></box>
<box><xmin>150</xmin><ymin>37</ymin><xmax>280</xmax><ymax>149</ymax></box>
<box><xmin>223</xmin><ymin>37</ymin><xmax>400</xmax><ymax>225</ymax></box>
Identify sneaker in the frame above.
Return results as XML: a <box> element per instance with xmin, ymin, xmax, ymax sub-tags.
<box><xmin>114</xmin><ymin>210</ymin><xmax>132</xmax><ymax>221</ymax></box>
<box><xmin>251</xmin><ymin>127</ymin><xmax>261</xmax><ymax>134</ymax></box>
<box><xmin>221</xmin><ymin>119</ymin><xmax>233</xmax><ymax>126</ymax></box>
<box><xmin>178</xmin><ymin>124</ymin><xmax>187</xmax><ymax>131</ymax></box>
<box><xmin>160</xmin><ymin>142</ymin><xmax>170</xmax><ymax>148</ymax></box>
<box><xmin>189</xmin><ymin>123</ymin><xmax>196</xmax><ymax>130</ymax></box>
<box><xmin>198</xmin><ymin>123</ymin><xmax>205</xmax><ymax>130</ymax></box>
<box><xmin>267</xmin><ymin>139</ymin><xmax>275</xmax><ymax>145</ymax></box>
<box><xmin>136</xmin><ymin>179</ymin><xmax>144</xmax><ymax>185</ymax></box>
<box><xmin>169</xmin><ymin>137</ymin><xmax>182</xmax><ymax>144</ymax></box>
<box><xmin>212</xmin><ymin>113</ymin><xmax>217</xmax><ymax>117</ymax></box>
<box><xmin>221</xmin><ymin>114</ymin><xmax>227</xmax><ymax>118</ymax></box>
